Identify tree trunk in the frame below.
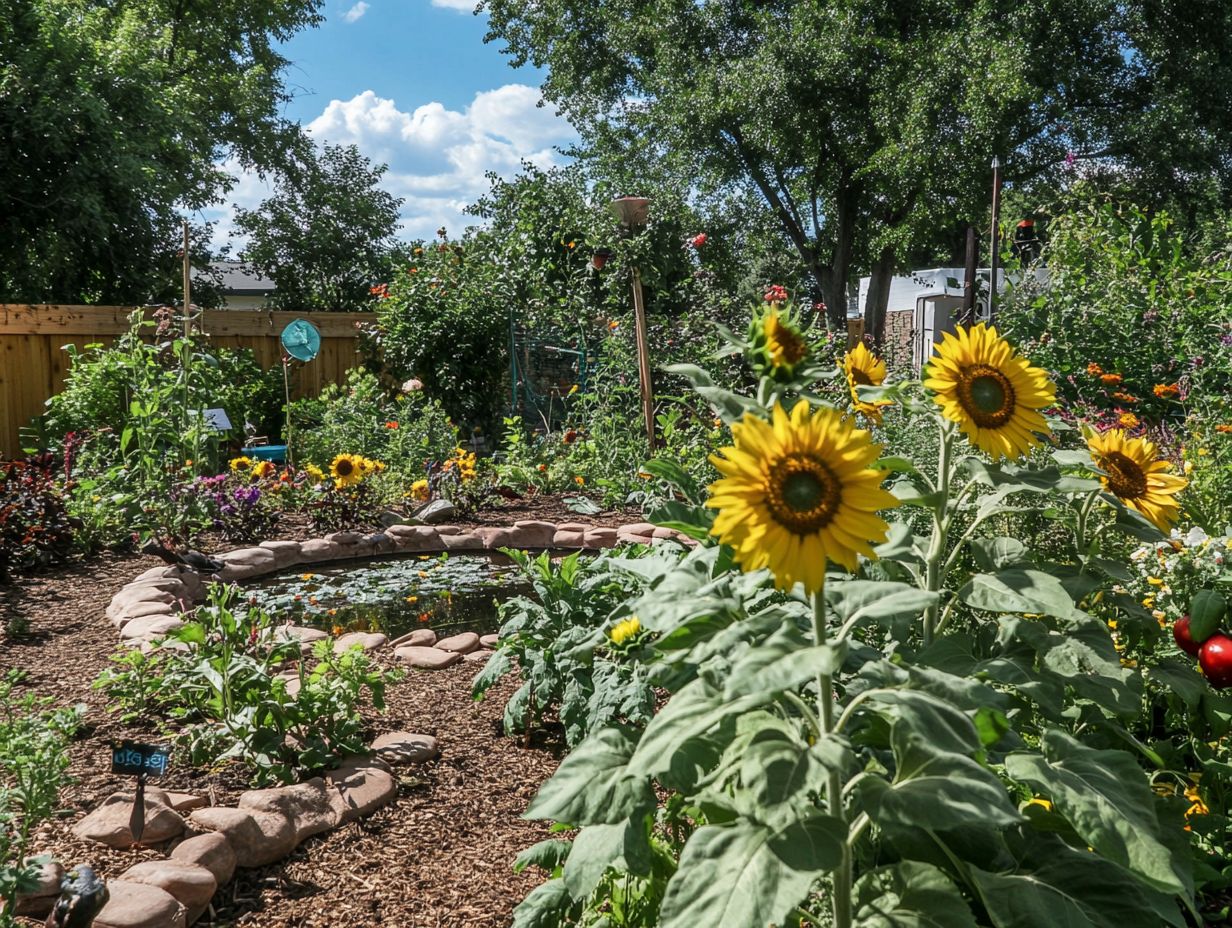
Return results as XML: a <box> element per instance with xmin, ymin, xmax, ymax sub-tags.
<box><xmin>864</xmin><ymin>245</ymin><xmax>897</xmax><ymax>353</ymax></box>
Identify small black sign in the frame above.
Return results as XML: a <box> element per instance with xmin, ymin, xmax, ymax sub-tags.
<box><xmin>111</xmin><ymin>741</ymin><xmax>170</xmax><ymax>778</ymax></box>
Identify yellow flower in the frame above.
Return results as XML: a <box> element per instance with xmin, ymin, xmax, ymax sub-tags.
<box><xmin>252</xmin><ymin>460</ymin><xmax>275</xmax><ymax>479</ymax></box>
<box><xmin>1119</xmin><ymin>412</ymin><xmax>1140</xmax><ymax>429</ymax></box>
<box><xmin>1184</xmin><ymin>784</ymin><xmax>1208</xmax><ymax>818</ymax></box>
<box><xmin>1086</xmin><ymin>429</ymin><xmax>1187</xmax><ymax>531</ymax></box>
<box><xmin>405</xmin><ymin>595</ymin><xmax>418</xmax><ymax>603</ymax></box>
<box><xmin>229</xmin><ymin>456</ymin><xmax>254</xmax><ymax>473</ymax></box>
<box><xmin>568</xmin><ymin>384</ymin><xmax>579</xmax><ymax>395</ymax></box>
<box><xmin>410</xmin><ymin>479</ymin><xmax>429</xmax><ymax>501</ymax></box>
<box><xmin>1146</xmin><ymin>576</ymin><xmax>1164</xmax><ymax>586</ymax></box>
<box><xmin>923</xmin><ymin>323</ymin><xmax>1055</xmax><ymax>460</ymax></box>
<box><xmin>843</xmin><ymin>343</ymin><xmax>891</xmax><ymax>423</ymax></box>
<box><xmin>764</xmin><ymin>307</ymin><xmax>808</xmax><ymax>369</ymax></box>
<box><xmin>305</xmin><ymin>463</ymin><xmax>326</xmax><ymax>482</ymax></box>
<box><xmin>329</xmin><ymin>453</ymin><xmax>365</xmax><ymax>488</ymax></box>
<box><xmin>609</xmin><ymin>616</ymin><xmax>642</xmax><ymax>646</ymax></box>
<box><xmin>707</xmin><ymin>400</ymin><xmax>898</xmax><ymax>594</ymax></box>
<box><xmin>574</xmin><ymin>475</ymin><xmax>585</xmax><ymax>486</ymax></box>
<box><xmin>300</xmin><ymin>573</ymin><xmax>315</xmax><ymax>581</ymax></box>
<box><xmin>1026</xmin><ymin>797</ymin><xmax>1053</xmax><ymax>812</ymax></box>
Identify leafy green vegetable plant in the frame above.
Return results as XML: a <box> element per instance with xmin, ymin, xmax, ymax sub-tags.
<box><xmin>474</xmin><ymin>549</ymin><xmax>672</xmax><ymax>747</ymax></box>
<box><xmin>0</xmin><ymin>672</ymin><xmax>83</xmax><ymax>927</ymax></box>
<box><xmin>96</xmin><ymin>584</ymin><xmax>398</xmax><ymax>785</ymax></box>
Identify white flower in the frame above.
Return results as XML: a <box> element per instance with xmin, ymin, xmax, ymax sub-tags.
<box><xmin>402</xmin><ymin>378</ymin><xmax>424</xmax><ymax>393</ymax></box>
<box><xmin>1185</xmin><ymin>526</ymin><xmax>1210</xmax><ymax>547</ymax></box>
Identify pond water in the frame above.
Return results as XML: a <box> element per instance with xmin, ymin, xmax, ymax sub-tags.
<box><xmin>247</xmin><ymin>553</ymin><xmax>527</xmax><ymax>640</ymax></box>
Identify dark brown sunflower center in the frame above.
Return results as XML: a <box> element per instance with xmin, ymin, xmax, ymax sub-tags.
<box><xmin>771</xmin><ymin>328</ymin><xmax>808</xmax><ymax>366</ymax></box>
<box><xmin>334</xmin><ymin>459</ymin><xmax>355</xmax><ymax>476</ymax></box>
<box><xmin>957</xmin><ymin>365</ymin><xmax>1015</xmax><ymax>427</ymax></box>
<box><xmin>766</xmin><ymin>454</ymin><xmax>841</xmax><ymax>535</ymax></box>
<box><xmin>1099</xmin><ymin>451</ymin><xmax>1147</xmax><ymax>499</ymax></box>
<box><xmin>850</xmin><ymin>367</ymin><xmax>873</xmax><ymax>387</ymax></box>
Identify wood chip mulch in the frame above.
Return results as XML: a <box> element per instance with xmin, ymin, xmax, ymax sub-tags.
<box><xmin>0</xmin><ymin>540</ymin><xmax>571</xmax><ymax>928</ymax></box>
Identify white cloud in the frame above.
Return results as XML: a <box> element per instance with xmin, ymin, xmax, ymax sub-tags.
<box><xmin>342</xmin><ymin>1</ymin><xmax>369</xmax><ymax>21</ymax></box>
<box><xmin>207</xmin><ymin>85</ymin><xmax>576</xmax><ymax>250</ymax></box>
<box><xmin>430</xmin><ymin>0</ymin><xmax>477</xmax><ymax>12</ymax></box>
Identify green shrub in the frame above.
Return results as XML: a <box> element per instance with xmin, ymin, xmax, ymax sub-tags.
<box><xmin>287</xmin><ymin>368</ymin><xmax>458</xmax><ymax>479</ymax></box>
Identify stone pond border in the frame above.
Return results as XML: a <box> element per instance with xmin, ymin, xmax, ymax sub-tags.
<box><xmin>105</xmin><ymin>519</ymin><xmax>693</xmax><ymax>656</ymax></box>
<box><xmin>30</xmin><ymin>520</ymin><xmax>693</xmax><ymax>925</ymax></box>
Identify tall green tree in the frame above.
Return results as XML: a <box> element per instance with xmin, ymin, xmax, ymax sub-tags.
<box><xmin>234</xmin><ymin>143</ymin><xmax>404</xmax><ymax>312</ymax></box>
<box><xmin>0</xmin><ymin>0</ymin><xmax>321</xmax><ymax>304</ymax></box>
<box><xmin>480</xmin><ymin>0</ymin><xmax>1232</xmax><ymax>344</ymax></box>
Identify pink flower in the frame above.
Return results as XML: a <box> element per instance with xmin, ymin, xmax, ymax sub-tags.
<box><xmin>402</xmin><ymin>378</ymin><xmax>424</xmax><ymax>393</ymax></box>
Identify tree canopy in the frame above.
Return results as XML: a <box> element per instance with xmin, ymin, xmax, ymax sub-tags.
<box><xmin>481</xmin><ymin>0</ymin><xmax>1232</xmax><ymax>341</ymax></box>
<box><xmin>235</xmin><ymin>143</ymin><xmax>404</xmax><ymax>312</ymax></box>
<box><xmin>0</xmin><ymin>0</ymin><xmax>321</xmax><ymax>303</ymax></box>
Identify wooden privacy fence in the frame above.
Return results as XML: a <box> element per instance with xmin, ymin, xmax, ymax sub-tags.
<box><xmin>0</xmin><ymin>304</ymin><xmax>371</xmax><ymax>459</ymax></box>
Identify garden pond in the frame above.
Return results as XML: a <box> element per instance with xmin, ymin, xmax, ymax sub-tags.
<box><xmin>246</xmin><ymin>553</ymin><xmax>528</xmax><ymax>639</ymax></box>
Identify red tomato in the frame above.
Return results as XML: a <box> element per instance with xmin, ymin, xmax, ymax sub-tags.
<box><xmin>1173</xmin><ymin>615</ymin><xmax>1203</xmax><ymax>657</ymax></box>
<box><xmin>1199</xmin><ymin>633</ymin><xmax>1232</xmax><ymax>689</ymax></box>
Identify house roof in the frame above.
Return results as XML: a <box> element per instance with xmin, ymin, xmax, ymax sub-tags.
<box><xmin>212</xmin><ymin>260</ymin><xmax>275</xmax><ymax>296</ymax></box>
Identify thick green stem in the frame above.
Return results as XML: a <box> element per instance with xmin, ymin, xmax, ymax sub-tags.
<box><xmin>922</xmin><ymin>423</ymin><xmax>954</xmax><ymax>646</ymax></box>
<box><xmin>1075</xmin><ymin>489</ymin><xmax>1099</xmax><ymax>563</ymax></box>
<box><xmin>812</xmin><ymin>586</ymin><xmax>851</xmax><ymax>928</ymax></box>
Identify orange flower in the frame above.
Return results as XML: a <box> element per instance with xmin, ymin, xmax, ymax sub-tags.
<box><xmin>608</xmin><ymin>320</ymin><xmax>619</xmax><ymax>330</ymax></box>
<box><xmin>574</xmin><ymin>475</ymin><xmax>585</xmax><ymax>486</ymax></box>
<box><xmin>1119</xmin><ymin>412</ymin><xmax>1140</xmax><ymax>428</ymax></box>
<box><xmin>1100</xmin><ymin>373</ymin><xmax>1123</xmax><ymax>386</ymax></box>
<box><xmin>537</xmin><ymin>463</ymin><xmax>547</xmax><ymax>472</ymax></box>
<box><xmin>418</xmin><ymin>612</ymin><xmax>431</xmax><ymax>624</ymax></box>
<box><xmin>1216</xmin><ymin>424</ymin><xmax>1232</xmax><ymax>434</ymax></box>
<box><xmin>1111</xmin><ymin>392</ymin><xmax>1138</xmax><ymax>404</ymax></box>
<box><xmin>1086</xmin><ymin>362</ymin><xmax>1104</xmax><ymax>376</ymax></box>
<box><xmin>1153</xmin><ymin>383</ymin><xmax>1180</xmax><ymax>398</ymax></box>
<box><xmin>385</xmin><ymin>421</ymin><xmax>399</xmax><ymax>429</ymax></box>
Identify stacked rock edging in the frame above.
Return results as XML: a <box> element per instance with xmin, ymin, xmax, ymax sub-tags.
<box><xmin>107</xmin><ymin>519</ymin><xmax>690</xmax><ymax>655</ymax></box>
<box><xmin>46</xmin><ymin>734</ymin><xmax>436</xmax><ymax>927</ymax></box>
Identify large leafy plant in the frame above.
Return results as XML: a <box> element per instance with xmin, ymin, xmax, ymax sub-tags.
<box><xmin>511</xmin><ymin>307</ymin><xmax>1207</xmax><ymax>927</ymax></box>
<box><xmin>474</xmin><ymin>548</ymin><xmax>669</xmax><ymax>748</ymax></box>
<box><xmin>96</xmin><ymin>584</ymin><xmax>397</xmax><ymax>785</ymax></box>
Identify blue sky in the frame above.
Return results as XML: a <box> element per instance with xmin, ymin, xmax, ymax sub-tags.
<box><xmin>206</xmin><ymin>0</ymin><xmax>577</xmax><ymax>250</ymax></box>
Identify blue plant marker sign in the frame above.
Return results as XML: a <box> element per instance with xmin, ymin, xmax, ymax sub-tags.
<box><xmin>111</xmin><ymin>741</ymin><xmax>171</xmax><ymax>778</ymax></box>
<box><xmin>112</xmin><ymin>741</ymin><xmax>170</xmax><ymax>845</ymax></box>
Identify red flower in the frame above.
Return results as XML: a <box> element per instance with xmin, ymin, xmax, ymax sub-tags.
<box><xmin>385</xmin><ymin>421</ymin><xmax>399</xmax><ymax>430</ymax></box>
<box><xmin>764</xmin><ymin>284</ymin><xmax>788</xmax><ymax>303</ymax></box>
<box><xmin>690</xmin><ymin>233</ymin><xmax>707</xmax><ymax>248</ymax></box>
<box><xmin>562</xmin><ymin>429</ymin><xmax>578</xmax><ymax>444</ymax></box>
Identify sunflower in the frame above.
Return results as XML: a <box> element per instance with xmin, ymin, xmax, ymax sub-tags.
<box><xmin>764</xmin><ymin>308</ymin><xmax>807</xmax><ymax>369</ymax></box>
<box><xmin>609</xmin><ymin>616</ymin><xmax>642</xmax><ymax>646</ymax></box>
<box><xmin>707</xmin><ymin>400</ymin><xmax>898</xmax><ymax>593</ymax></box>
<box><xmin>1086</xmin><ymin>429</ymin><xmax>1186</xmax><ymax>531</ymax></box>
<box><xmin>229</xmin><ymin>456</ymin><xmax>254</xmax><ymax>473</ymax></box>
<box><xmin>410</xmin><ymin>479</ymin><xmax>429</xmax><ymax>501</ymax></box>
<box><xmin>843</xmin><ymin>343</ymin><xmax>892</xmax><ymax>422</ymax></box>
<box><xmin>304</xmin><ymin>464</ymin><xmax>326</xmax><ymax>483</ymax></box>
<box><xmin>329</xmin><ymin>453</ymin><xmax>365</xmax><ymax>488</ymax></box>
<box><xmin>923</xmin><ymin>323</ymin><xmax>1055</xmax><ymax>460</ymax></box>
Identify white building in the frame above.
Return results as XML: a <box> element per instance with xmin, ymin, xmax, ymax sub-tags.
<box><xmin>856</xmin><ymin>267</ymin><xmax>1046</xmax><ymax>369</ymax></box>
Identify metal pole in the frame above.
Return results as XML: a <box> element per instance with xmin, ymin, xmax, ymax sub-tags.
<box><xmin>181</xmin><ymin>220</ymin><xmax>191</xmax><ymax>337</ymax></box>
<box><xmin>282</xmin><ymin>359</ymin><xmax>295</xmax><ymax>471</ymax></box>
<box><xmin>989</xmin><ymin>157</ymin><xmax>1002</xmax><ymax>321</ymax></box>
<box><xmin>962</xmin><ymin>225</ymin><xmax>977</xmax><ymax>325</ymax></box>
<box><xmin>629</xmin><ymin>267</ymin><xmax>656</xmax><ymax>452</ymax></box>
